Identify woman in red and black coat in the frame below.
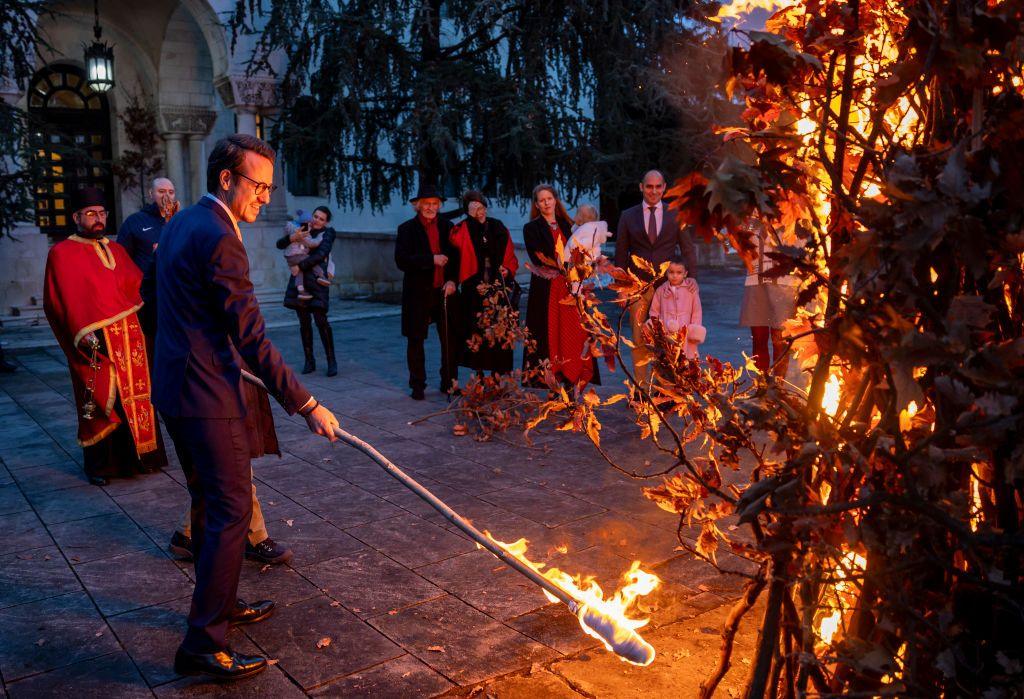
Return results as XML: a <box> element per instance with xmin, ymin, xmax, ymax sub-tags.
<box><xmin>522</xmin><ymin>184</ymin><xmax>599</xmax><ymax>389</ymax></box>
<box><xmin>449</xmin><ymin>192</ymin><xmax>519</xmax><ymax>375</ymax></box>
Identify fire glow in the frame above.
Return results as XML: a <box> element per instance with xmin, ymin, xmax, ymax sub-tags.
<box><xmin>483</xmin><ymin>532</ymin><xmax>660</xmax><ymax>666</ymax></box>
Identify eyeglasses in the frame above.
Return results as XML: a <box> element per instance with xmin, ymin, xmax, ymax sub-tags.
<box><xmin>79</xmin><ymin>210</ymin><xmax>109</xmax><ymax>220</ymax></box>
<box><xmin>234</xmin><ymin>171</ymin><xmax>277</xmax><ymax>196</ymax></box>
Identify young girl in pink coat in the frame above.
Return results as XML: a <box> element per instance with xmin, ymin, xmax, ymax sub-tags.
<box><xmin>648</xmin><ymin>259</ymin><xmax>706</xmax><ymax>359</ymax></box>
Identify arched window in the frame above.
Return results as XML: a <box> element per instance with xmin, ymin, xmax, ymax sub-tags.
<box><xmin>28</xmin><ymin>65</ymin><xmax>114</xmax><ymax>239</ymax></box>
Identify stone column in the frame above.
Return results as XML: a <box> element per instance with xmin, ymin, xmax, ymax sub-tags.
<box><xmin>160</xmin><ymin>107</ymin><xmax>217</xmax><ymax>205</ymax></box>
<box><xmin>164</xmin><ymin>134</ymin><xmax>186</xmax><ymax>200</ymax></box>
<box><xmin>263</xmin><ymin>112</ymin><xmax>288</xmax><ymax>221</ymax></box>
<box><xmin>235</xmin><ymin>109</ymin><xmax>257</xmax><ymax>137</ymax></box>
<box><xmin>187</xmin><ymin>135</ymin><xmax>205</xmax><ymax>204</ymax></box>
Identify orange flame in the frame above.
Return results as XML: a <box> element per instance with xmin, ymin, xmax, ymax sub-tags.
<box><xmin>814</xmin><ymin>551</ymin><xmax>866</xmax><ymax>645</ymax></box>
<box><xmin>482</xmin><ymin>532</ymin><xmax>661</xmax><ymax>665</ymax></box>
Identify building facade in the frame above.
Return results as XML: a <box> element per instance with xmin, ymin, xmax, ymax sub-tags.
<box><xmin>0</xmin><ymin>0</ymin><xmax>726</xmax><ymax>319</ymax></box>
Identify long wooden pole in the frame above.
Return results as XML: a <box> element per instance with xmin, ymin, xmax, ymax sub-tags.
<box><xmin>241</xmin><ymin>371</ymin><xmax>579</xmax><ymax>609</ymax></box>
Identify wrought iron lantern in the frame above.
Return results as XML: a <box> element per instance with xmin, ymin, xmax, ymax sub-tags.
<box><xmin>84</xmin><ymin>0</ymin><xmax>114</xmax><ymax>92</ymax></box>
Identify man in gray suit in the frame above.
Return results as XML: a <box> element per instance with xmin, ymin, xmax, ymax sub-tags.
<box><xmin>614</xmin><ymin>170</ymin><xmax>699</xmax><ymax>388</ymax></box>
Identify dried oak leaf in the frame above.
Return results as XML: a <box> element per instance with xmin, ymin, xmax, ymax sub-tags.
<box><xmin>427</xmin><ymin>645</ymin><xmax>446</xmax><ymax>653</ymax></box>
<box><xmin>316</xmin><ymin>637</ymin><xmax>332</xmax><ymax>649</ymax></box>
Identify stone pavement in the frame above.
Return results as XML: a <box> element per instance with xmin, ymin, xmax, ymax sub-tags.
<box><xmin>0</xmin><ymin>268</ymin><xmax>758</xmax><ymax>697</ymax></box>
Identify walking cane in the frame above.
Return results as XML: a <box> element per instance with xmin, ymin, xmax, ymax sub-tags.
<box><xmin>442</xmin><ymin>289</ymin><xmax>453</xmax><ymax>404</ymax></box>
<box><xmin>239</xmin><ymin>369</ymin><xmax>655</xmax><ymax>665</ymax></box>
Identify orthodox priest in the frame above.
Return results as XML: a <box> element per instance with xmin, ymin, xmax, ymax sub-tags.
<box><xmin>43</xmin><ymin>187</ymin><xmax>166</xmax><ymax>486</ymax></box>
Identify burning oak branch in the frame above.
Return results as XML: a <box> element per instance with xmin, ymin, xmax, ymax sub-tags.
<box><xmin>528</xmin><ymin>0</ymin><xmax>1024</xmax><ymax>695</ymax></box>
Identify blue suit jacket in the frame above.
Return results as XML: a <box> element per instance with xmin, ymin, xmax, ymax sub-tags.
<box><xmin>153</xmin><ymin>196</ymin><xmax>311</xmax><ymax>418</ymax></box>
<box><xmin>614</xmin><ymin>202</ymin><xmax>698</xmax><ymax>280</ymax></box>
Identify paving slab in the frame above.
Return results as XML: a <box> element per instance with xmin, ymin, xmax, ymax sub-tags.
<box><xmin>267</xmin><ymin>514</ymin><xmax>366</xmax><ymax>567</ymax></box>
<box><xmin>0</xmin><ymin>510</ymin><xmax>54</xmax><ymax>555</ymax></box>
<box><xmin>290</xmin><ymin>483</ymin><xmax>408</xmax><ymax>529</ymax></box>
<box><xmin>236</xmin><ymin>561</ymin><xmax>322</xmax><ymax>608</ymax></box>
<box><xmin>415</xmin><ymin>549</ymin><xmax>551</xmax><ymax>621</ymax></box>
<box><xmin>0</xmin><ymin>482</ymin><xmax>30</xmax><ymax>515</ymax></box>
<box><xmin>26</xmin><ymin>485</ymin><xmax>120</xmax><ymax>526</ymax></box>
<box><xmin>299</xmin><ymin>547</ymin><xmax>444</xmax><ymax>619</ymax></box>
<box><xmin>243</xmin><ymin>595</ymin><xmax>404</xmax><ymax>691</ymax></box>
<box><xmin>0</xmin><ymin>545</ymin><xmax>82</xmax><ymax>610</ymax></box>
<box><xmin>309</xmin><ymin>654</ymin><xmax>454</xmax><ymax>698</ymax></box>
<box><xmin>4</xmin><ymin>650</ymin><xmax>151</xmax><ymax>699</ymax></box>
<box><xmin>0</xmin><ymin>441</ymin><xmax>70</xmax><ymax>470</ymax></box>
<box><xmin>74</xmin><ymin>548</ymin><xmax>195</xmax><ymax>616</ymax></box>
<box><xmin>478</xmin><ymin>483</ymin><xmax>606</xmax><ymax>528</ymax></box>
<box><xmin>8</xmin><ymin>459</ymin><xmax>87</xmax><ymax>495</ymax></box>
<box><xmin>345</xmin><ymin>514</ymin><xmax>476</xmax><ymax>568</ymax></box>
<box><xmin>369</xmin><ymin>595</ymin><xmax>557</xmax><ymax>686</ymax></box>
<box><xmin>50</xmin><ymin>512</ymin><xmax>155</xmax><ymax>564</ymax></box>
<box><xmin>0</xmin><ymin>591</ymin><xmax>120</xmax><ymax>682</ymax></box>
<box><xmin>113</xmin><ymin>482</ymin><xmax>190</xmax><ymax>530</ymax></box>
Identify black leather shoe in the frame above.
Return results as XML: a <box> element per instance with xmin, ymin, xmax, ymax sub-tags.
<box><xmin>301</xmin><ymin>358</ymin><xmax>316</xmax><ymax>374</ymax></box>
<box><xmin>173</xmin><ymin>646</ymin><xmax>267</xmax><ymax>681</ymax></box>
<box><xmin>87</xmin><ymin>475</ymin><xmax>108</xmax><ymax>487</ymax></box>
<box><xmin>230</xmin><ymin>598</ymin><xmax>275</xmax><ymax>626</ymax></box>
<box><xmin>245</xmin><ymin>538</ymin><xmax>293</xmax><ymax>565</ymax></box>
<box><xmin>168</xmin><ymin>531</ymin><xmax>193</xmax><ymax>561</ymax></box>
<box><xmin>411</xmin><ymin>387</ymin><xmax>425</xmax><ymax>401</ymax></box>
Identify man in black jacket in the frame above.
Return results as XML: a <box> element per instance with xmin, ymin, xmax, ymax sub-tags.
<box><xmin>395</xmin><ymin>184</ymin><xmax>459</xmax><ymax>400</ymax></box>
<box><xmin>615</xmin><ymin>169</ymin><xmax>699</xmax><ymax>388</ymax></box>
<box><xmin>117</xmin><ymin>177</ymin><xmax>177</xmax><ymax>274</ymax></box>
<box><xmin>119</xmin><ymin>177</ymin><xmax>178</xmax><ymax>336</ymax></box>
<box><xmin>155</xmin><ymin>134</ymin><xmax>339</xmax><ymax>681</ymax></box>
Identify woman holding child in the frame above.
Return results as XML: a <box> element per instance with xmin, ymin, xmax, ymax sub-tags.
<box><xmin>523</xmin><ymin>184</ymin><xmax>600</xmax><ymax>390</ymax></box>
<box><xmin>276</xmin><ymin>205</ymin><xmax>338</xmax><ymax>377</ymax></box>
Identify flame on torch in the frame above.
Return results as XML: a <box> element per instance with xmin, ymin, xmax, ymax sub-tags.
<box><xmin>483</xmin><ymin>532</ymin><xmax>660</xmax><ymax>666</ymax></box>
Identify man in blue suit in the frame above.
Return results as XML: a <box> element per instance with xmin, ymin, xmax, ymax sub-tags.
<box><xmin>155</xmin><ymin>134</ymin><xmax>340</xmax><ymax>681</ymax></box>
<box><xmin>614</xmin><ymin>169</ymin><xmax>699</xmax><ymax>388</ymax></box>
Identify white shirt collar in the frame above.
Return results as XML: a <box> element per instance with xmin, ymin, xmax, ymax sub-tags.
<box><xmin>644</xmin><ymin>200</ymin><xmax>664</xmax><ymax>212</ymax></box>
<box><xmin>204</xmin><ymin>193</ymin><xmax>242</xmax><ymax>239</ymax></box>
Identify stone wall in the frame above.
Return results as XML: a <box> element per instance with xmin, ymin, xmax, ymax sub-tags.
<box><xmin>0</xmin><ymin>226</ymin><xmax>48</xmax><ymax>314</ymax></box>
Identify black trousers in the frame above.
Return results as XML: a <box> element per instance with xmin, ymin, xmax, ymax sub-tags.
<box><xmin>407</xmin><ymin>288</ymin><xmax>459</xmax><ymax>391</ymax></box>
<box><xmin>164</xmin><ymin>415</ymin><xmax>252</xmax><ymax>653</ymax></box>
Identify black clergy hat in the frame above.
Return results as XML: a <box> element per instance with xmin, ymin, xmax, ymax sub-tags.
<box><xmin>409</xmin><ymin>183</ymin><xmax>445</xmax><ymax>203</ymax></box>
<box><xmin>71</xmin><ymin>186</ymin><xmax>108</xmax><ymax>213</ymax></box>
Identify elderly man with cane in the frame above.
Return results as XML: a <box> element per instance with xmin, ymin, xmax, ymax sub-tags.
<box><xmin>395</xmin><ymin>183</ymin><xmax>460</xmax><ymax>400</ymax></box>
<box><xmin>154</xmin><ymin>134</ymin><xmax>339</xmax><ymax>681</ymax></box>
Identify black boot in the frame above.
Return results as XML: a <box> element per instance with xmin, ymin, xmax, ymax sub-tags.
<box><xmin>318</xmin><ymin>323</ymin><xmax>337</xmax><ymax>377</ymax></box>
<box><xmin>300</xmin><ymin>319</ymin><xmax>315</xmax><ymax>374</ymax></box>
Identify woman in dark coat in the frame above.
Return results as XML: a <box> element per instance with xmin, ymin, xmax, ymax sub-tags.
<box><xmin>523</xmin><ymin>184</ymin><xmax>599</xmax><ymax>389</ymax></box>
<box><xmin>276</xmin><ymin>205</ymin><xmax>337</xmax><ymax>376</ymax></box>
<box><xmin>449</xmin><ymin>192</ymin><xmax>519</xmax><ymax>374</ymax></box>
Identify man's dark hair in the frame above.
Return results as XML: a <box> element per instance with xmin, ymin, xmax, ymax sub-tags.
<box><xmin>313</xmin><ymin>205</ymin><xmax>332</xmax><ymax>222</ymax></box>
<box><xmin>206</xmin><ymin>134</ymin><xmax>276</xmax><ymax>193</ymax></box>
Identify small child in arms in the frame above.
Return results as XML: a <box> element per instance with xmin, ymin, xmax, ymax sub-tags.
<box><xmin>648</xmin><ymin>258</ymin><xmax>705</xmax><ymax>359</ymax></box>
<box><xmin>572</xmin><ymin>203</ymin><xmax>599</xmax><ymax>233</ymax></box>
<box><xmin>563</xmin><ymin>220</ymin><xmax>613</xmax><ymax>290</ymax></box>
<box><xmin>282</xmin><ymin>211</ymin><xmax>331</xmax><ymax>301</ymax></box>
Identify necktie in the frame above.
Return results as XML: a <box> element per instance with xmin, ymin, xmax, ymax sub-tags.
<box><xmin>647</xmin><ymin>206</ymin><xmax>658</xmax><ymax>244</ymax></box>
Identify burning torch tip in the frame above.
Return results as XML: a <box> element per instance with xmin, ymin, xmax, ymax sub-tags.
<box><xmin>576</xmin><ymin>604</ymin><xmax>656</xmax><ymax>666</ymax></box>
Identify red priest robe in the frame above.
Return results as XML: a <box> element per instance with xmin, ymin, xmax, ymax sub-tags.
<box><xmin>43</xmin><ymin>235</ymin><xmax>158</xmax><ymax>455</ymax></box>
